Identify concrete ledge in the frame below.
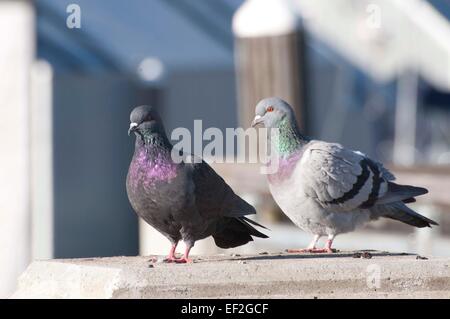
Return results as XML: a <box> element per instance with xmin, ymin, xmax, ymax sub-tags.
<box><xmin>11</xmin><ymin>251</ymin><xmax>450</xmax><ymax>299</ymax></box>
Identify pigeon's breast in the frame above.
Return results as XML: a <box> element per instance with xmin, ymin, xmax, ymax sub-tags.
<box><xmin>126</xmin><ymin>148</ymin><xmax>185</xmax><ymax>219</ymax></box>
<box><xmin>267</xmin><ymin>152</ymin><xmax>307</xmax><ymax>216</ymax></box>
<box><xmin>126</xmin><ymin>154</ymin><xmax>197</xmax><ymax>243</ymax></box>
<box><xmin>127</xmin><ymin>149</ymin><xmax>179</xmax><ymax>191</ymax></box>
<box><xmin>266</xmin><ymin>150</ymin><xmax>322</xmax><ymax>232</ymax></box>
<box><xmin>266</xmin><ymin>150</ymin><xmax>303</xmax><ymax>185</ymax></box>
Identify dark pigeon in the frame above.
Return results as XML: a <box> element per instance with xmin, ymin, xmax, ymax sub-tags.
<box><xmin>126</xmin><ymin>105</ymin><xmax>268</xmax><ymax>263</ymax></box>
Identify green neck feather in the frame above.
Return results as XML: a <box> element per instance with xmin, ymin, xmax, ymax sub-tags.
<box><xmin>137</xmin><ymin>129</ymin><xmax>171</xmax><ymax>149</ymax></box>
<box><xmin>272</xmin><ymin>118</ymin><xmax>304</xmax><ymax>156</ymax></box>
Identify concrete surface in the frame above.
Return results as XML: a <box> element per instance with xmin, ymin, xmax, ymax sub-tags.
<box><xmin>11</xmin><ymin>251</ymin><xmax>450</xmax><ymax>299</ymax></box>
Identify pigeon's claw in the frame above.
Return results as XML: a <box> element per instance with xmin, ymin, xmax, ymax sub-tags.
<box><xmin>173</xmin><ymin>244</ymin><xmax>193</xmax><ymax>263</ymax></box>
<box><xmin>285</xmin><ymin>248</ymin><xmax>309</xmax><ymax>253</ymax></box>
<box><xmin>285</xmin><ymin>235</ymin><xmax>337</xmax><ymax>253</ymax></box>
<box><xmin>308</xmin><ymin>248</ymin><xmax>335</xmax><ymax>253</ymax></box>
<box><xmin>285</xmin><ymin>248</ymin><xmax>335</xmax><ymax>253</ymax></box>
<box><xmin>162</xmin><ymin>244</ymin><xmax>179</xmax><ymax>263</ymax></box>
<box><xmin>163</xmin><ymin>257</ymin><xmax>179</xmax><ymax>263</ymax></box>
<box><xmin>174</xmin><ymin>257</ymin><xmax>193</xmax><ymax>264</ymax></box>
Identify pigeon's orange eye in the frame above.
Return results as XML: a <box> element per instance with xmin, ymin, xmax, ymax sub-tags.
<box><xmin>267</xmin><ymin>106</ymin><xmax>274</xmax><ymax>112</ymax></box>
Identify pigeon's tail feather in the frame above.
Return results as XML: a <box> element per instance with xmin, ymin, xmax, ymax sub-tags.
<box><xmin>377</xmin><ymin>182</ymin><xmax>428</xmax><ymax>205</ymax></box>
<box><xmin>371</xmin><ymin>202</ymin><xmax>438</xmax><ymax>228</ymax></box>
<box><xmin>236</xmin><ymin>217</ymin><xmax>269</xmax><ymax>237</ymax></box>
<box><xmin>240</xmin><ymin>216</ymin><xmax>270</xmax><ymax>230</ymax></box>
<box><xmin>226</xmin><ymin>195</ymin><xmax>257</xmax><ymax>217</ymax></box>
<box><xmin>213</xmin><ymin>217</ymin><xmax>268</xmax><ymax>249</ymax></box>
<box><xmin>402</xmin><ymin>197</ymin><xmax>416</xmax><ymax>204</ymax></box>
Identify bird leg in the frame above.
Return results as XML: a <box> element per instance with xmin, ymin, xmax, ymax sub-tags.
<box><xmin>163</xmin><ymin>243</ymin><xmax>179</xmax><ymax>263</ymax></box>
<box><xmin>294</xmin><ymin>235</ymin><xmax>336</xmax><ymax>253</ymax></box>
<box><xmin>175</xmin><ymin>244</ymin><xmax>193</xmax><ymax>263</ymax></box>
<box><xmin>286</xmin><ymin>234</ymin><xmax>337</xmax><ymax>253</ymax></box>
<box><xmin>323</xmin><ymin>234</ymin><xmax>336</xmax><ymax>253</ymax></box>
<box><xmin>286</xmin><ymin>235</ymin><xmax>324</xmax><ymax>253</ymax></box>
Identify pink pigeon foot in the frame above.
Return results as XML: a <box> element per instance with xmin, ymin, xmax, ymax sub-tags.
<box><xmin>164</xmin><ymin>257</ymin><xmax>180</xmax><ymax>263</ymax></box>
<box><xmin>174</xmin><ymin>257</ymin><xmax>193</xmax><ymax>264</ymax></box>
<box><xmin>286</xmin><ymin>239</ymin><xmax>336</xmax><ymax>253</ymax></box>
<box><xmin>286</xmin><ymin>248</ymin><xmax>334</xmax><ymax>253</ymax></box>
<box><xmin>174</xmin><ymin>244</ymin><xmax>193</xmax><ymax>263</ymax></box>
<box><xmin>163</xmin><ymin>244</ymin><xmax>180</xmax><ymax>263</ymax></box>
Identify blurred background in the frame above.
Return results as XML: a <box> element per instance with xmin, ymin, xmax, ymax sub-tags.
<box><xmin>1</xmin><ymin>0</ymin><xmax>449</xmax><ymax>297</ymax></box>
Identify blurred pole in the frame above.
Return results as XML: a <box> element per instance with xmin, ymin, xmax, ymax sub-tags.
<box><xmin>30</xmin><ymin>60</ymin><xmax>54</xmax><ymax>260</ymax></box>
<box><xmin>139</xmin><ymin>219</ymin><xmax>164</xmax><ymax>256</ymax></box>
<box><xmin>0</xmin><ymin>0</ymin><xmax>34</xmax><ymax>297</ymax></box>
<box><xmin>393</xmin><ymin>70</ymin><xmax>418</xmax><ymax>165</ymax></box>
<box><xmin>233</xmin><ymin>0</ymin><xmax>306</xmax><ymax>133</ymax></box>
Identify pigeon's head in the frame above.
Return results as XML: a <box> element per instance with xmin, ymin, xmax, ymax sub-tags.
<box><xmin>128</xmin><ymin>105</ymin><xmax>166</xmax><ymax>138</ymax></box>
<box><xmin>251</xmin><ymin>97</ymin><xmax>295</xmax><ymax>128</ymax></box>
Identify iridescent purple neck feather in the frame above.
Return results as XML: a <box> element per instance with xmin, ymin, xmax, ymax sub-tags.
<box><xmin>267</xmin><ymin>149</ymin><xmax>304</xmax><ymax>185</ymax></box>
<box><xmin>128</xmin><ymin>132</ymin><xmax>178</xmax><ymax>190</ymax></box>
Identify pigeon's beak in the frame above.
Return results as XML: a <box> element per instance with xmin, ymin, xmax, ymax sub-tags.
<box><xmin>251</xmin><ymin>115</ymin><xmax>263</xmax><ymax>127</ymax></box>
<box><xmin>128</xmin><ymin>122</ymin><xmax>138</xmax><ymax>136</ymax></box>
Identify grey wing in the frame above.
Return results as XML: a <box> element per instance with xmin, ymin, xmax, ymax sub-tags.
<box><xmin>354</xmin><ymin>150</ymin><xmax>395</xmax><ymax>181</ymax></box>
<box><xmin>299</xmin><ymin>141</ymin><xmax>389</xmax><ymax>211</ymax></box>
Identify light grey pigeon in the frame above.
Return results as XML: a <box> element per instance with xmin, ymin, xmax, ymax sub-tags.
<box><xmin>126</xmin><ymin>105</ymin><xmax>268</xmax><ymax>263</ymax></box>
<box><xmin>252</xmin><ymin>97</ymin><xmax>437</xmax><ymax>253</ymax></box>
